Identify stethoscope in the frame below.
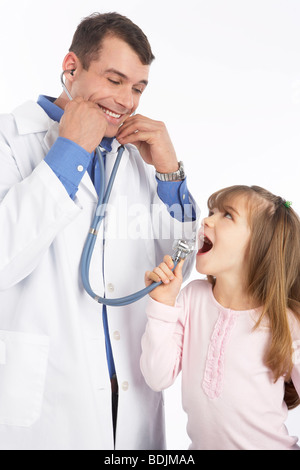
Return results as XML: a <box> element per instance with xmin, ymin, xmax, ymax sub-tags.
<box><xmin>60</xmin><ymin>71</ymin><xmax>195</xmax><ymax>306</ymax></box>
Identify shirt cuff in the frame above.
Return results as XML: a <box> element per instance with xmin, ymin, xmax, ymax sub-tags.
<box><xmin>156</xmin><ymin>177</ymin><xmax>196</xmax><ymax>222</ymax></box>
<box><xmin>44</xmin><ymin>137</ymin><xmax>92</xmax><ymax>199</ymax></box>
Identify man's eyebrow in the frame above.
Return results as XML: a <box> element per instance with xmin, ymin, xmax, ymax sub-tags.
<box><xmin>105</xmin><ymin>68</ymin><xmax>148</xmax><ymax>86</ymax></box>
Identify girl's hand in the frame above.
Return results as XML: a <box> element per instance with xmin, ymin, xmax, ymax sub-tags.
<box><xmin>145</xmin><ymin>255</ymin><xmax>184</xmax><ymax>306</ymax></box>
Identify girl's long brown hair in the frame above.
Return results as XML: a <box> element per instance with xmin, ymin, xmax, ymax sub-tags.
<box><xmin>207</xmin><ymin>185</ymin><xmax>300</xmax><ymax>409</ymax></box>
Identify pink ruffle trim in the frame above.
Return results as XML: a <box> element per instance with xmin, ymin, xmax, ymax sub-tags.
<box><xmin>202</xmin><ymin>311</ymin><xmax>237</xmax><ymax>399</ymax></box>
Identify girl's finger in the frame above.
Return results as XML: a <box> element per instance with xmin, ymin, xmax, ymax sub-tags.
<box><xmin>163</xmin><ymin>255</ymin><xmax>174</xmax><ymax>270</ymax></box>
<box><xmin>173</xmin><ymin>259</ymin><xmax>185</xmax><ymax>279</ymax></box>
<box><xmin>145</xmin><ymin>270</ymin><xmax>161</xmax><ymax>284</ymax></box>
<box><xmin>153</xmin><ymin>265</ymin><xmax>174</xmax><ymax>284</ymax></box>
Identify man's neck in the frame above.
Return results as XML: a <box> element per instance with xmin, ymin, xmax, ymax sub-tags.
<box><xmin>54</xmin><ymin>94</ymin><xmax>69</xmax><ymax>110</ymax></box>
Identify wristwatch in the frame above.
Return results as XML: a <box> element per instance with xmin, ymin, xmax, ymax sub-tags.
<box><xmin>155</xmin><ymin>161</ymin><xmax>185</xmax><ymax>181</ymax></box>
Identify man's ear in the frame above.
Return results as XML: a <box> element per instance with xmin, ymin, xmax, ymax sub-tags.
<box><xmin>62</xmin><ymin>52</ymin><xmax>79</xmax><ymax>81</ymax></box>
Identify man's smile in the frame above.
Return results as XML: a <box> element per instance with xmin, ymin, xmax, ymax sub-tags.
<box><xmin>98</xmin><ymin>105</ymin><xmax>122</xmax><ymax>119</ymax></box>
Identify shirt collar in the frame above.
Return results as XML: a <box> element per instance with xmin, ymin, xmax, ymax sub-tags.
<box><xmin>37</xmin><ymin>95</ymin><xmax>63</xmax><ymax>122</ymax></box>
<box><xmin>37</xmin><ymin>95</ymin><xmax>114</xmax><ymax>152</ymax></box>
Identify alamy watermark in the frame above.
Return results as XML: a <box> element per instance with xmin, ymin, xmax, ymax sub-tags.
<box><xmin>94</xmin><ymin>196</ymin><xmax>197</xmax><ymax>241</ymax></box>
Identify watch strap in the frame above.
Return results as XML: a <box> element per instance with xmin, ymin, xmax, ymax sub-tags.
<box><xmin>156</xmin><ymin>161</ymin><xmax>185</xmax><ymax>181</ymax></box>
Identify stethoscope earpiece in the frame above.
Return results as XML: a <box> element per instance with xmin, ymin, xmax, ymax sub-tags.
<box><xmin>60</xmin><ymin>70</ymin><xmax>73</xmax><ymax>101</ymax></box>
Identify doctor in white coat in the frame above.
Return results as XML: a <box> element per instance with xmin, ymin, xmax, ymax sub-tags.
<box><xmin>0</xmin><ymin>12</ymin><xmax>198</xmax><ymax>450</ymax></box>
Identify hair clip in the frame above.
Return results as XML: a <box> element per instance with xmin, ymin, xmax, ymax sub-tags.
<box><xmin>284</xmin><ymin>200</ymin><xmax>292</xmax><ymax>208</ymax></box>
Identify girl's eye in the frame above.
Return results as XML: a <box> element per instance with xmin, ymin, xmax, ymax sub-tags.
<box><xmin>224</xmin><ymin>212</ymin><xmax>233</xmax><ymax>220</ymax></box>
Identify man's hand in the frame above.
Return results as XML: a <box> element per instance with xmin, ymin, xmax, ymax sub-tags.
<box><xmin>59</xmin><ymin>97</ymin><xmax>109</xmax><ymax>153</ymax></box>
<box><xmin>116</xmin><ymin>114</ymin><xmax>179</xmax><ymax>173</ymax></box>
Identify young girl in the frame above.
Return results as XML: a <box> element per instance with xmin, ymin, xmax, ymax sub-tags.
<box><xmin>141</xmin><ymin>185</ymin><xmax>300</xmax><ymax>450</ymax></box>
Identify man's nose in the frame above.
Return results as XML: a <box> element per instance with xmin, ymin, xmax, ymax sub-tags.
<box><xmin>116</xmin><ymin>86</ymin><xmax>134</xmax><ymax>111</ymax></box>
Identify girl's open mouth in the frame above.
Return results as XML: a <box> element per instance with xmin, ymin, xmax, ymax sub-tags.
<box><xmin>198</xmin><ymin>235</ymin><xmax>213</xmax><ymax>255</ymax></box>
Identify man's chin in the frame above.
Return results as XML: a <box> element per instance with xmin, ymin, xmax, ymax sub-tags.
<box><xmin>104</xmin><ymin>130</ymin><xmax>118</xmax><ymax>139</ymax></box>
<box><xmin>104</xmin><ymin>122</ymin><xmax>123</xmax><ymax>139</ymax></box>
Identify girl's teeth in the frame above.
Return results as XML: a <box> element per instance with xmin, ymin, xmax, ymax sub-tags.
<box><xmin>100</xmin><ymin>106</ymin><xmax>121</xmax><ymax>119</ymax></box>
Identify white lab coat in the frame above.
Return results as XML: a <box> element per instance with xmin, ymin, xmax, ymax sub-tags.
<box><xmin>0</xmin><ymin>101</ymin><xmax>198</xmax><ymax>450</ymax></box>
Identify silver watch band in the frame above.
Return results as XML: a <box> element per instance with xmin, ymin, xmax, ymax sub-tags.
<box><xmin>156</xmin><ymin>161</ymin><xmax>185</xmax><ymax>181</ymax></box>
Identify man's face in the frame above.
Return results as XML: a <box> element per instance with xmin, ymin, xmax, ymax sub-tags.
<box><xmin>70</xmin><ymin>36</ymin><xmax>150</xmax><ymax>137</ymax></box>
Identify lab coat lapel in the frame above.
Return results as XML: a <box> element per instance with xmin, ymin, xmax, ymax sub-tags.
<box><xmin>43</xmin><ymin>121</ymin><xmax>60</xmax><ymax>150</ymax></box>
<box><xmin>13</xmin><ymin>100</ymin><xmax>52</xmax><ymax>136</ymax></box>
<box><xmin>11</xmin><ymin>101</ymin><xmax>53</xmax><ymax>178</ymax></box>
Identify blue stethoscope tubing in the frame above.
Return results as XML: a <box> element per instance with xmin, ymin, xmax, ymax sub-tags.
<box><xmin>80</xmin><ymin>145</ymin><xmax>177</xmax><ymax>306</ymax></box>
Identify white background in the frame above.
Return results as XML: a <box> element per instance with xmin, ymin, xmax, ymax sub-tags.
<box><xmin>0</xmin><ymin>0</ymin><xmax>300</xmax><ymax>450</ymax></box>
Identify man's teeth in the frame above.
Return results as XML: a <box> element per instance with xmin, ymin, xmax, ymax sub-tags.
<box><xmin>100</xmin><ymin>106</ymin><xmax>121</xmax><ymax>119</ymax></box>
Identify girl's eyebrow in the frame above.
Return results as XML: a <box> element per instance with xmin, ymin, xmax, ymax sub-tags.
<box><xmin>223</xmin><ymin>205</ymin><xmax>240</xmax><ymax>216</ymax></box>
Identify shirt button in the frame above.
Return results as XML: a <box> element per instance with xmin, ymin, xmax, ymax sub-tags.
<box><xmin>113</xmin><ymin>331</ymin><xmax>120</xmax><ymax>341</ymax></box>
<box><xmin>77</xmin><ymin>165</ymin><xmax>84</xmax><ymax>172</ymax></box>
<box><xmin>122</xmin><ymin>381</ymin><xmax>129</xmax><ymax>392</ymax></box>
<box><xmin>107</xmin><ymin>283</ymin><xmax>114</xmax><ymax>293</ymax></box>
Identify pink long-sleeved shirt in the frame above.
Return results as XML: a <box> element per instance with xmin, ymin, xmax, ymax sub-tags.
<box><xmin>140</xmin><ymin>280</ymin><xmax>300</xmax><ymax>450</ymax></box>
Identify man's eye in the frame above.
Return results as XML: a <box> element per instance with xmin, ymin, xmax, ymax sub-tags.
<box><xmin>108</xmin><ymin>78</ymin><xmax>120</xmax><ymax>85</ymax></box>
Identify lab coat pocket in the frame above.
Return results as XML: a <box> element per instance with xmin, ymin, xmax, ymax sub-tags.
<box><xmin>0</xmin><ymin>330</ymin><xmax>49</xmax><ymax>427</ymax></box>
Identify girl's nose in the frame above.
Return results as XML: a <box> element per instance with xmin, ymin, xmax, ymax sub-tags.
<box><xmin>203</xmin><ymin>215</ymin><xmax>215</xmax><ymax>228</ymax></box>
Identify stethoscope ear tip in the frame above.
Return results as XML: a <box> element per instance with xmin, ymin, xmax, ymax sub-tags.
<box><xmin>60</xmin><ymin>71</ymin><xmax>73</xmax><ymax>101</ymax></box>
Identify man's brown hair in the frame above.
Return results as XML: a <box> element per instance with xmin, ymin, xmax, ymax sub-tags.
<box><xmin>69</xmin><ymin>12</ymin><xmax>155</xmax><ymax>69</ymax></box>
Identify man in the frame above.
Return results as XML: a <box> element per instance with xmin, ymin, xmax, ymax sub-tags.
<box><xmin>0</xmin><ymin>13</ymin><xmax>198</xmax><ymax>450</ymax></box>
